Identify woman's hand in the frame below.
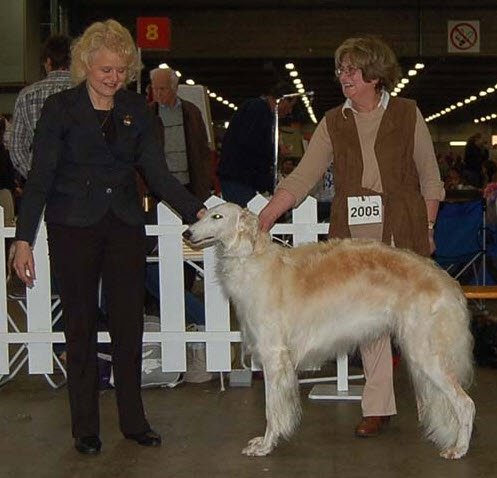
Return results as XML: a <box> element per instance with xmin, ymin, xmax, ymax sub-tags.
<box><xmin>258</xmin><ymin>189</ymin><xmax>296</xmax><ymax>232</ymax></box>
<box><xmin>11</xmin><ymin>241</ymin><xmax>36</xmax><ymax>287</ymax></box>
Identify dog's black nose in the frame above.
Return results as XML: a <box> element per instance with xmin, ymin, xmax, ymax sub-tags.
<box><xmin>183</xmin><ymin>229</ymin><xmax>192</xmax><ymax>240</ymax></box>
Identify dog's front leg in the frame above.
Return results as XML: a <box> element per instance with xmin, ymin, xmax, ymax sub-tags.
<box><xmin>242</xmin><ymin>349</ymin><xmax>301</xmax><ymax>457</ymax></box>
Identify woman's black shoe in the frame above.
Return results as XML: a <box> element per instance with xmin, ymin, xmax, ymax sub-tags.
<box><xmin>75</xmin><ymin>436</ymin><xmax>102</xmax><ymax>454</ymax></box>
<box><xmin>124</xmin><ymin>429</ymin><xmax>162</xmax><ymax>447</ymax></box>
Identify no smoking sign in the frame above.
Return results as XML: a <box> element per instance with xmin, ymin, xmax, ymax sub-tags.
<box><xmin>448</xmin><ymin>20</ymin><xmax>480</xmax><ymax>53</ymax></box>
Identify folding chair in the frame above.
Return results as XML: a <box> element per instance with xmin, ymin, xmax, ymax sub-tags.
<box><xmin>433</xmin><ymin>198</ymin><xmax>487</xmax><ymax>286</ymax></box>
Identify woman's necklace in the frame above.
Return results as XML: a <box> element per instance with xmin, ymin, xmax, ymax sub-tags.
<box><xmin>100</xmin><ymin>109</ymin><xmax>112</xmax><ymax>129</ymax></box>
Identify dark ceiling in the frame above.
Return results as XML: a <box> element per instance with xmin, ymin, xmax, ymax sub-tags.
<box><xmin>140</xmin><ymin>54</ymin><xmax>497</xmax><ymax>126</ymax></box>
<box><xmin>66</xmin><ymin>0</ymin><xmax>497</xmax><ymax>127</ymax></box>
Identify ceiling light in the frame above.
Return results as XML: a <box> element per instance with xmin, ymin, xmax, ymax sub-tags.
<box><xmin>391</xmin><ymin>91</ymin><xmax>398</xmax><ymax>96</ymax></box>
<box><xmin>298</xmin><ymin>88</ymin><xmax>305</xmax><ymax>93</ymax></box>
<box><xmin>401</xmin><ymin>78</ymin><xmax>409</xmax><ymax>84</ymax></box>
<box><xmin>222</xmin><ymin>100</ymin><xmax>229</xmax><ymax>105</ymax></box>
<box><xmin>486</xmin><ymin>115</ymin><xmax>491</xmax><ymax>120</ymax></box>
<box><xmin>408</xmin><ymin>70</ymin><xmax>417</xmax><ymax>76</ymax></box>
<box><xmin>159</xmin><ymin>63</ymin><xmax>169</xmax><ymax>69</ymax></box>
<box><xmin>293</xmin><ymin>78</ymin><xmax>301</xmax><ymax>85</ymax></box>
<box><xmin>470</xmin><ymin>95</ymin><xmax>477</xmax><ymax>101</ymax></box>
<box><xmin>209</xmin><ymin>92</ymin><xmax>217</xmax><ymax>98</ymax></box>
<box><xmin>216</xmin><ymin>96</ymin><xmax>223</xmax><ymax>102</ymax></box>
<box><xmin>229</xmin><ymin>103</ymin><xmax>235</xmax><ymax>108</ymax></box>
<box><xmin>487</xmin><ymin>87</ymin><xmax>495</xmax><ymax>93</ymax></box>
<box><xmin>285</xmin><ymin>63</ymin><xmax>295</xmax><ymax>70</ymax></box>
<box><xmin>175</xmin><ymin>71</ymin><xmax>182</xmax><ymax>77</ymax></box>
<box><xmin>450</xmin><ymin>105</ymin><xmax>456</xmax><ymax>110</ymax></box>
<box><xmin>474</xmin><ymin>119</ymin><xmax>480</xmax><ymax>123</ymax></box>
<box><xmin>457</xmin><ymin>102</ymin><xmax>463</xmax><ymax>107</ymax></box>
<box><xmin>492</xmin><ymin>114</ymin><xmax>497</xmax><ymax>118</ymax></box>
<box><xmin>185</xmin><ymin>79</ymin><xmax>195</xmax><ymax>85</ymax></box>
<box><xmin>464</xmin><ymin>99</ymin><xmax>470</xmax><ymax>104</ymax></box>
<box><xmin>290</xmin><ymin>71</ymin><xmax>298</xmax><ymax>77</ymax></box>
<box><xmin>415</xmin><ymin>63</ymin><xmax>425</xmax><ymax>69</ymax></box>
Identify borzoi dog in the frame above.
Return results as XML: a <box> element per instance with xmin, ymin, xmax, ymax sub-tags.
<box><xmin>183</xmin><ymin>202</ymin><xmax>475</xmax><ymax>460</ymax></box>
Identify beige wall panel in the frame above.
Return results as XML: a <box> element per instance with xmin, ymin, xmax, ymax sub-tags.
<box><xmin>0</xmin><ymin>0</ymin><xmax>26</xmax><ymax>83</ymax></box>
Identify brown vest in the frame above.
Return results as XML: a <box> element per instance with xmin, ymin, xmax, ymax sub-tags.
<box><xmin>325</xmin><ymin>97</ymin><xmax>429</xmax><ymax>256</ymax></box>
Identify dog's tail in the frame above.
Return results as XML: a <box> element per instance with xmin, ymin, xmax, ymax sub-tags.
<box><xmin>406</xmin><ymin>289</ymin><xmax>474</xmax><ymax>453</ymax></box>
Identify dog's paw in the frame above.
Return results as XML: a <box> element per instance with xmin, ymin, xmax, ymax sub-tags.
<box><xmin>241</xmin><ymin>436</ymin><xmax>273</xmax><ymax>456</ymax></box>
<box><xmin>440</xmin><ymin>446</ymin><xmax>466</xmax><ymax>460</ymax></box>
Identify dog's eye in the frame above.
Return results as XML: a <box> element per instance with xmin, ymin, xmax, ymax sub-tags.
<box><xmin>212</xmin><ymin>214</ymin><xmax>223</xmax><ymax>220</ymax></box>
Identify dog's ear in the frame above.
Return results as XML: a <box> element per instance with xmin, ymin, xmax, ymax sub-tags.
<box><xmin>232</xmin><ymin>208</ymin><xmax>259</xmax><ymax>254</ymax></box>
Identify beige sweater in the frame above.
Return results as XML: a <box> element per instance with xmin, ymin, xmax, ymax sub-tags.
<box><xmin>279</xmin><ymin>106</ymin><xmax>444</xmax><ymax>204</ymax></box>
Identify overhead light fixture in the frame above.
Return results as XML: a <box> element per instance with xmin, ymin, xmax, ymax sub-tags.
<box><xmin>159</xmin><ymin>63</ymin><xmax>169</xmax><ymax>69</ymax></box>
<box><xmin>285</xmin><ymin>63</ymin><xmax>295</xmax><ymax>70</ymax></box>
<box><xmin>290</xmin><ymin>71</ymin><xmax>298</xmax><ymax>77</ymax></box>
<box><xmin>449</xmin><ymin>141</ymin><xmax>467</xmax><ymax>146</ymax></box>
<box><xmin>185</xmin><ymin>79</ymin><xmax>195</xmax><ymax>85</ymax></box>
<box><xmin>415</xmin><ymin>63</ymin><xmax>425</xmax><ymax>69</ymax></box>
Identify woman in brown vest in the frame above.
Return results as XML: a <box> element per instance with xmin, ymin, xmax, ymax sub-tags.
<box><xmin>259</xmin><ymin>36</ymin><xmax>444</xmax><ymax>438</ymax></box>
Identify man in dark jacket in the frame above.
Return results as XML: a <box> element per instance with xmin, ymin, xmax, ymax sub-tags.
<box><xmin>217</xmin><ymin>82</ymin><xmax>296</xmax><ymax>207</ymax></box>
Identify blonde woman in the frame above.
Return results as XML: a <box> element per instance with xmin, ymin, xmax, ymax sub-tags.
<box><xmin>259</xmin><ymin>36</ymin><xmax>444</xmax><ymax>438</ymax></box>
<box><xmin>12</xmin><ymin>19</ymin><xmax>204</xmax><ymax>454</ymax></box>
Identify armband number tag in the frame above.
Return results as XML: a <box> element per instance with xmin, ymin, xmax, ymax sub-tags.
<box><xmin>347</xmin><ymin>195</ymin><xmax>382</xmax><ymax>225</ymax></box>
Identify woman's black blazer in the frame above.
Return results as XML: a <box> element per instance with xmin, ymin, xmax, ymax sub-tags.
<box><xmin>15</xmin><ymin>82</ymin><xmax>203</xmax><ymax>245</ymax></box>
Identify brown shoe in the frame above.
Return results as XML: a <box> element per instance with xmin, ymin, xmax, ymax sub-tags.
<box><xmin>355</xmin><ymin>416</ymin><xmax>391</xmax><ymax>437</ymax></box>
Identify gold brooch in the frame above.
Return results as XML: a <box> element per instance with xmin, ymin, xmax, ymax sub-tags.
<box><xmin>123</xmin><ymin>114</ymin><xmax>133</xmax><ymax>126</ymax></box>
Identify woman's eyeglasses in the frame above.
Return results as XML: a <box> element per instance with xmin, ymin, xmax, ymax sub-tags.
<box><xmin>335</xmin><ymin>65</ymin><xmax>360</xmax><ymax>77</ymax></box>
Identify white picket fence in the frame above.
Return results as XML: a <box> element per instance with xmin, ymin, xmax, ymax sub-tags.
<box><xmin>0</xmin><ymin>194</ymin><xmax>359</xmax><ymax>396</ymax></box>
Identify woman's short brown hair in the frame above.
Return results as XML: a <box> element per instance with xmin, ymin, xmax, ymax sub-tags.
<box><xmin>334</xmin><ymin>36</ymin><xmax>401</xmax><ymax>92</ymax></box>
<box><xmin>70</xmin><ymin>19</ymin><xmax>141</xmax><ymax>84</ymax></box>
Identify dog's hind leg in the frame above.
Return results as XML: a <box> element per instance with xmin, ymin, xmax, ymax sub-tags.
<box><xmin>410</xmin><ymin>360</ymin><xmax>475</xmax><ymax>459</ymax></box>
<box><xmin>242</xmin><ymin>348</ymin><xmax>301</xmax><ymax>456</ymax></box>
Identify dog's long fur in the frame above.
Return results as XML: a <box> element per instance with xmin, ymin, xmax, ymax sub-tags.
<box><xmin>184</xmin><ymin>203</ymin><xmax>475</xmax><ymax>459</ymax></box>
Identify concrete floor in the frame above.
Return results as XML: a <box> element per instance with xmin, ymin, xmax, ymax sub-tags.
<box><xmin>1</xmin><ymin>361</ymin><xmax>496</xmax><ymax>478</ymax></box>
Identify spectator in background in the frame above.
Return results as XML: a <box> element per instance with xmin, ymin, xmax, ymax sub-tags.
<box><xmin>217</xmin><ymin>82</ymin><xmax>296</xmax><ymax>207</ymax></box>
<box><xmin>2</xmin><ymin>113</ymin><xmax>13</xmax><ymax>150</ymax></box>
<box><xmin>444</xmin><ymin>166</ymin><xmax>464</xmax><ymax>191</ymax></box>
<box><xmin>0</xmin><ymin>117</ymin><xmax>15</xmax><ymax>194</ymax></box>
<box><xmin>277</xmin><ymin>158</ymin><xmax>296</xmax><ymax>183</ymax></box>
<box><xmin>463</xmin><ymin>132</ymin><xmax>489</xmax><ymax>188</ymax></box>
<box><xmin>482</xmin><ymin>159</ymin><xmax>497</xmax><ymax>189</ymax></box>
<box><xmin>149</xmin><ymin>67</ymin><xmax>211</xmax><ymax>202</ymax></box>
<box><xmin>148</xmin><ymin>67</ymin><xmax>212</xmax><ymax>308</ymax></box>
<box><xmin>10</xmin><ymin>34</ymin><xmax>72</xmax><ymax>179</ymax></box>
